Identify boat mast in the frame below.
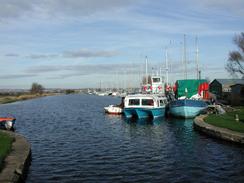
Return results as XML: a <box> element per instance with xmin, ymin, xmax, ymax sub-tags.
<box><xmin>99</xmin><ymin>80</ymin><xmax>102</xmax><ymax>91</ymax></box>
<box><xmin>124</xmin><ymin>70</ymin><xmax>127</xmax><ymax>90</ymax></box>
<box><xmin>184</xmin><ymin>34</ymin><xmax>187</xmax><ymax>79</ymax></box>
<box><xmin>165</xmin><ymin>47</ymin><xmax>169</xmax><ymax>85</ymax></box>
<box><xmin>195</xmin><ymin>36</ymin><xmax>199</xmax><ymax>80</ymax></box>
<box><xmin>145</xmin><ymin>56</ymin><xmax>148</xmax><ymax>84</ymax></box>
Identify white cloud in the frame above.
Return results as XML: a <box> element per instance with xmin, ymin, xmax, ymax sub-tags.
<box><xmin>0</xmin><ymin>73</ymin><xmax>37</xmax><ymax>79</ymax></box>
<box><xmin>0</xmin><ymin>0</ymin><xmax>241</xmax><ymax>88</ymax></box>
<box><xmin>0</xmin><ymin>0</ymin><xmax>33</xmax><ymax>20</ymax></box>
<box><xmin>5</xmin><ymin>53</ymin><xmax>19</xmax><ymax>57</ymax></box>
<box><xmin>0</xmin><ymin>0</ymin><xmax>136</xmax><ymax>22</ymax></box>
<box><xmin>26</xmin><ymin>64</ymin><xmax>137</xmax><ymax>75</ymax></box>
<box><xmin>63</xmin><ymin>49</ymin><xmax>120</xmax><ymax>58</ymax></box>
<box><xmin>27</xmin><ymin>54</ymin><xmax>59</xmax><ymax>59</ymax></box>
<box><xmin>42</xmin><ymin>0</ymin><xmax>135</xmax><ymax>16</ymax></box>
<box><xmin>187</xmin><ymin>0</ymin><xmax>244</xmax><ymax>16</ymax></box>
<box><xmin>17</xmin><ymin>49</ymin><xmax>120</xmax><ymax>59</ymax></box>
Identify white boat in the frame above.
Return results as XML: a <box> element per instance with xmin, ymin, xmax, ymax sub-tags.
<box><xmin>123</xmin><ymin>94</ymin><xmax>167</xmax><ymax>119</ymax></box>
<box><xmin>0</xmin><ymin>117</ymin><xmax>16</xmax><ymax>130</ymax></box>
<box><xmin>104</xmin><ymin>105</ymin><xmax>123</xmax><ymax>114</ymax></box>
<box><xmin>97</xmin><ymin>92</ymin><xmax>107</xmax><ymax>96</ymax></box>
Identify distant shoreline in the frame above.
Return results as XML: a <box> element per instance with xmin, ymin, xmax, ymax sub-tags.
<box><xmin>0</xmin><ymin>93</ymin><xmax>57</xmax><ymax>104</ymax></box>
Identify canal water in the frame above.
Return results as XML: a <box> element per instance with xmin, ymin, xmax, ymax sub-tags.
<box><xmin>0</xmin><ymin>94</ymin><xmax>244</xmax><ymax>183</ymax></box>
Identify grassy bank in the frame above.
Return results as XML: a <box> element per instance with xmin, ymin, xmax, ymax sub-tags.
<box><xmin>0</xmin><ymin>93</ymin><xmax>55</xmax><ymax>104</ymax></box>
<box><xmin>205</xmin><ymin>107</ymin><xmax>244</xmax><ymax>133</ymax></box>
<box><xmin>0</xmin><ymin>132</ymin><xmax>14</xmax><ymax>170</ymax></box>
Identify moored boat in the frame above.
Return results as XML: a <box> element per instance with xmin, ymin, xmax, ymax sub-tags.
<box><xmin>0</xmin><ymin>117</ymin><xmax>16</xmax><ymax>130</ymax></box>
<box><xmin>168</xmin><ymin>79</ymin><xmax>209</xmax><ymax>118</ymax></box>
<box><xmin>168</xmin><ymin>99</ymin><xmax>207</xmax><ymax>118</ymax></box>
<box><xmin>123</xmin><ymin>94</ymin><xmax>167</xmax><ymax>119</ymax></box>
<box><xmin>104</xmin><ymin>105</ymin><xmax>123</xmax><ymax>115</ymax></box>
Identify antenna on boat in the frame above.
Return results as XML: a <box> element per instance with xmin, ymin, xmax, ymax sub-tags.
<box><xmin>183</xmin><ymin>34</ymin><xmax>187</xmax><ymax>79</ymax></box>
<box><xmin>195</xmin><ymin>36</ymin><xmax>199</xmax><ymax>80</ymax></box>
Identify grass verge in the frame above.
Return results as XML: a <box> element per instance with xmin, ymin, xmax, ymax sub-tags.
<box><xmin>0</xmin><ymin>93</ymin><xmax>55</xmax><ymax>104</ymax></box>
<box><xmin>0</xmin><ymin>132</ymin><xmax>14</xmax><ymax>171</ymax></box>
<box><xmin>205</xmin><ymin>107</ymin><xmax>244</xmax><ymax>133</ymax></box>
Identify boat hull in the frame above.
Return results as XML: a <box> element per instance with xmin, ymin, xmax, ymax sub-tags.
<box><xmin>123</xmin><ymin>108</ymin><xmax>137</xmax><ymax>118</ymax></box>
<box><xmin>104</xmin><ymin>105</ymin><xmax>123</xmax><ymax>115</ymax></box>
<box><xmin>124</xmin><ymin>107</ymin><xmax>165</xmax><ymax>119</ymax></box>
<box><xmin>169</xmin><ymin>99</ymin><xmax>207</xmax><ymax>118</ymax></box>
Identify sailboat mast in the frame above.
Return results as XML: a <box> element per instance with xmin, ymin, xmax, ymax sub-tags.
<box><xmin>184</xmin><ymin>34</ymin><xmax>187</xmax><ymax>79</ymax></box>
<box><xmin>165</xmin><ymin>47</ymin><xmax>169</xmax><ymax>85</ymax></box>
<box><xmin>195</xmin><ymin>36</ymin><xmax>199</xmax><ymax>79</ymax></box>
<box><xmin>145</xmin><ymin>56</ymin><xmax>148</xmax><ymax>84</ymax></box>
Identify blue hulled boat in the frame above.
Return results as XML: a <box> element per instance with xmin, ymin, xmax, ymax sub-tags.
<box><xmin>168</xmin><ymin>99</ymin><xmax>207</xmax><ymax>118</ymax></box>
<box><xmin>123</xmin><ymin>94</ymin><xmax>167</xmax><ymax>119</ymax></box>
<box><xmin>168</xmin><ymin>79</ymin><xmax>209</xmax><ymax>118</ymax></box>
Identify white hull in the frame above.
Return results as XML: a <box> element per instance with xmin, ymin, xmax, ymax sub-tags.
<box><xmin>104</xmin><ymin>105</ymin><xmax>123</xmax><ymax>114</ymax></box>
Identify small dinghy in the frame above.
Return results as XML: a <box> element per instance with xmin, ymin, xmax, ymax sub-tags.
<box><xmin>104</xmin><ymin>97</ymin><xmax>124</xmax><ymax>115</ymax></box>
<box><xmin>0</xmin><ymin>117</ymin><xmax>16</xmax><ymax>130</ymax></box>
<box><xmin>104</xmin><ymin>105</ymin><xmax>123</xmax><ymax>115</ymax></box>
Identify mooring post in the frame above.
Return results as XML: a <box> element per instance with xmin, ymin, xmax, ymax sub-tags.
<box><xmin>235</xmin><ymin>114</ymin><xmax>239</xmax><ymax>122</ymax></box>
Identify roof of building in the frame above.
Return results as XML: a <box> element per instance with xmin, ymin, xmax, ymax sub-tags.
<box><xmin>230</xmin><ymin>83</ymin><xmax>244</xmax><ymax>87</ymax></box>
<box><xmin>212</xmin><ymin>79</ymin><xmax>244</xmax><ymax>86</ymax></box>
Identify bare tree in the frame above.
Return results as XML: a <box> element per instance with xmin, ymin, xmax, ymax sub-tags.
<box><xmin>226</xmin><ymin>33</ymin><xmax>244</xmax><ymax>78</ymax></box>
<box><xmin>30</xmin><ymin>83</ymin><xmax>44</xmax><ymax>94</ymax></box>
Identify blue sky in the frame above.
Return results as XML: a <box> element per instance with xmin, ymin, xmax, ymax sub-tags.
<box><xmin>0</xmin><ymin>0</ymin><xmax>243</xmax><ymax>89</ymax></box>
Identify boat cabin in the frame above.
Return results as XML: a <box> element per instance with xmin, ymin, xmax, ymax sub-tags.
<box><xmin>142</xmin><ymin>76</ymin><xmax>165</xmax><ymax>94</ymax></box>
<box><xmin>151</xmin><ymin>76</ymin><xmax>165</xmax><ymax>94</ymax></box>
<box><xmin>124</xmin><ymin>95</ymin><xmax>167</xmax><ymax>108</ymax></box>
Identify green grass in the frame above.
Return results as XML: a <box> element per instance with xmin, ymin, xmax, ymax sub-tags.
<box><xmin>0</xmin><ymin>132</ymin><xmax>14</xmax><ymax>170</ymax></box>
<box><xmin>205</xmin><ymin>107</ymin><xmax>244</xmax><ymax>133</ymax></box>
<box><xmin>0</xmin><ymin>97</ymin><xmax>19</xmax><ymax>104</ymax></box>
<box><xmin>0</xmin><ymin>93</ymin><xmax>56</xmax><ymax>104</ymax></box>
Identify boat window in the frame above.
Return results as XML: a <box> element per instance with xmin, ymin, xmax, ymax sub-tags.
<box><xmin>128</xmin><ymin>99</ymin><xmax>140</xmax><ymax>106</ymax></box>
<box><xmin>160</xmin><ymin>100</ymin><xmax>165</xmax><ymax>106</ymax></box>
<box><xmin>152</xmin><ymin>78</ymin><xmax>160</xmax><ymax>82</ymax></box>
<box><xmin>142</xmin><ymin>99</ymin><xmax>154</xmax><ymax>106</ymax></box>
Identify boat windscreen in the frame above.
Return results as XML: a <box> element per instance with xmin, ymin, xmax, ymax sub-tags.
<box><xmin>152</xmin><ymin>78</ymin><xmax>160</xmax><ymax>83</ymax></box>
<box><xmin>142</xmin><ymin>99</ymin><xmax>154</xmax><ymax>106</ymax></box>
<box><xmin>160</xmin><ymin>100</ymin><xmax>165</xmax><ymax>106</ymax></box>
<box><xmin>128</xmin><ymin>99</ymin><xmax>140</xmax><ymax>106</ymax></box>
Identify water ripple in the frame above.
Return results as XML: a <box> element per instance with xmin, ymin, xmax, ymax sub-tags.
<box><xmin>0</xmin><ymin>94</ymin><xmax>244</xmax><ymax>183</ymax></box>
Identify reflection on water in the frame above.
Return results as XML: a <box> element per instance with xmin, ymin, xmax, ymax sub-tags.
<box><xmin>0</xmin><ymin>94</ymin><xmax>244</xmax><ymax>183</ymax></box>
<box><xmin>124</xmin><ymin>117</ymin><xmax>164</xmax><ymax>125</ymax></box>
